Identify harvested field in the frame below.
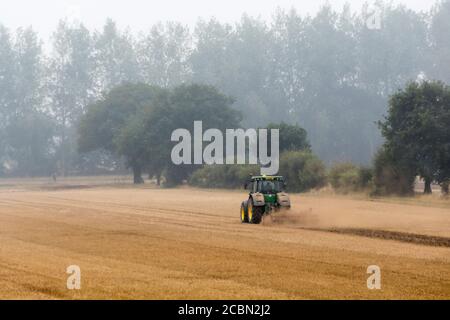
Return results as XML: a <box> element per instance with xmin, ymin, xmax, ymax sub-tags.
<box><xmin>307</xmin><ymin>228</ymin><xmax>450</xmax><ymax>247</ymax></box>
<box><xmin>0</xmin><ymin>177</ymin><xmax>449</xmax><ymax>299</ymax></box>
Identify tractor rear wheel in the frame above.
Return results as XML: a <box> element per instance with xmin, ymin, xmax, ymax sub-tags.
<box><xmin>248</xmin><ymin>199</ymin><xmax>263</xmax><ymax>224</ymax></box>
<box><xmin>240</xmin><ymin>202</ymin><xmax>248</xmax><ymax>223</ymax></box>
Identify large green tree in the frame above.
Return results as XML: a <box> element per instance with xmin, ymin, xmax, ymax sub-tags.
<box><xmin>116</xmin><ymin>84</ymin><xmax>241</xmax><ymax>186</ymax></box>
<box><xmin>114</xmin><ymin>91</ymin><xmax>171</xmax><ymax>185</ymax></box>
<box><xmin>380</xmin><ymin>81</ymin><xmax>450</xmax><ymax>194</ymax></box>
<box><xmin>78</xmin><ymin>83</ymin><xmax>166</xmax><ymax>183</ymax></box>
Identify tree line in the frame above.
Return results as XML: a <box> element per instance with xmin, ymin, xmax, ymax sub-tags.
<box><xmin>78</xmin><ymin>83</ymin><xmax>317</xmax><ymax>187</ymax></box>
<box><xmin>188</xmin><ymin>80</ymin><xmax>450</xmax><ymax>196</ymax></box>
<box><xmin>1</xmin><ymin>1</ymin><xmax>450</xmax><ymax>177</ymax></box>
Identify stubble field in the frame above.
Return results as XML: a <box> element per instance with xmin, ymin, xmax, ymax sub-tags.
<box><xmin>0</xmin><ymin>177</ymin><xmax>449</xmax><ymax>299</ymax></box>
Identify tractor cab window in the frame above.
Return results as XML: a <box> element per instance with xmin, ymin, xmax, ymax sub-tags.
<box><xmin>257</xmin><ymin>180</ymin><xmax>283</xmax><ymax>194</ymax></box>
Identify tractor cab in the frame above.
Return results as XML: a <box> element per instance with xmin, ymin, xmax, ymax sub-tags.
<box><xmin>245</xmin><ymin>176</ymin><xmax>286</xmax><ymax>194</ymax></box>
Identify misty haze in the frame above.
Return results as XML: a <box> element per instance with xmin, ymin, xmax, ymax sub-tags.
<box><xmin>0</xmin><ymin>0</ymin><xmax>448</xmax><ymax>178</ymax></box>
<box><xmin>0</xmin><ymin>0</ymin><xmax>449</xmax><ymax>302</ymax></box>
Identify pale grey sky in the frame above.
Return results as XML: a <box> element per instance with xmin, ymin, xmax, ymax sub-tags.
<box><xmin>0</xmin><ymin>0</ymin><xmax>438</xmax><ymax>40</ymax></box>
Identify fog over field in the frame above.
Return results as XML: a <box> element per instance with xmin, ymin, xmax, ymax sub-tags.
<box><xmin>0</xmin><ymin>0</ymin><xmax>437</xmax><ymax>39</ymax></box>
<box><xmin>0</xmin><ymin>0</ymin><xmax>449</xmax><ymax>178</ymax></box>
<box><xmin>0</xmin><ymin>0</ymin><xmax>449</xmax><ymax>302</ymax></box>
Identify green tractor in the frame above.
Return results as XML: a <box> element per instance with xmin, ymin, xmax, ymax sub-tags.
<box><xmin>240</xmin><ymin>175</ymin><xmax>291</xmax><ymax>224</ymax></box>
